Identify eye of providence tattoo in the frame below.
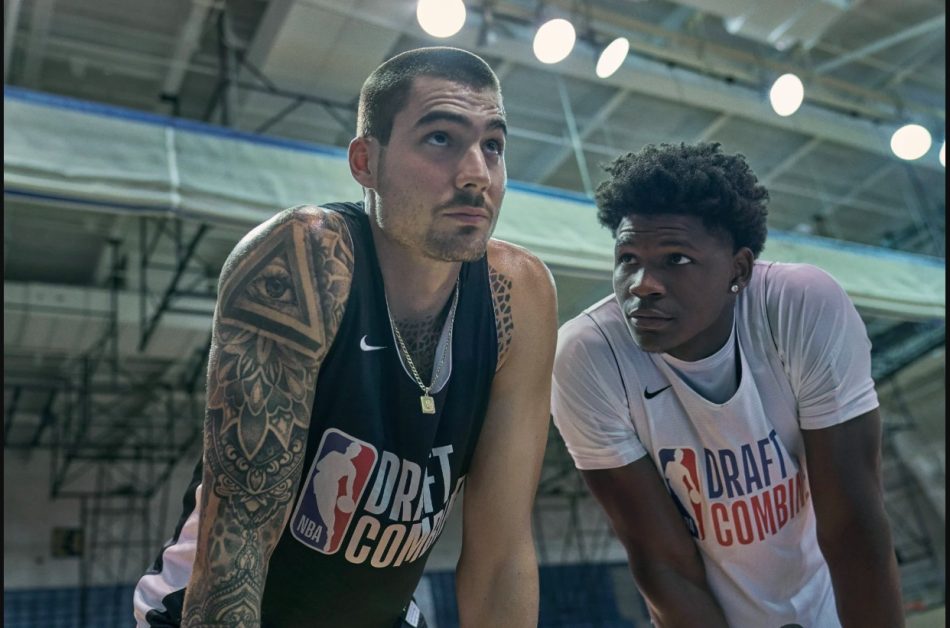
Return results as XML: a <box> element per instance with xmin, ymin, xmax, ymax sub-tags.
<box><xmin>489</xmin><ymin>265</ymin><xmax>514</xmax><ymax>367</ymax></box>
<box><xmin>182</xmin><ymin>210</ymin><xmax>353</xmax><ymax>627</ymax></box>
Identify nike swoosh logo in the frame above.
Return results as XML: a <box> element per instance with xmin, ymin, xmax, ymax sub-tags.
<box><xmin>359</xmin><ymin>335</ymin><xmax>387</xmax><ymax>352</ymax></box>
<box><xmin>644</xmin><ymin>385</ymin><xmax>672</xmax><ymax>399</ymax></box>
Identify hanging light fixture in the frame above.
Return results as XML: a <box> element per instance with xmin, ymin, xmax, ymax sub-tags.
<box><xmin>890</xmin><ymin>124</ymin><xmax>932</xmax><ymax>161</ymax></box>
<box><xmin>939</xmin><ymin>141</ymin><xmax>945</xmax><ymax>167</ymax></box>
<box><xmin>533</xmin><ymin>18</ymin><xmax>576</xmax><ymax>64</ymax></box>
<box><xmin>416</xmin><ymin>0</ymin><xmax>466</xmax><ymax>38</ymax></box>
<box><xmin>595</xmin><ymin>37</ymin><xmax>629</xmax><ymax>79</ymax></box>
<box><xmin>769</xmin><ymin>73</ymin><xmax>804</xmax><ymax>117</ymax></box>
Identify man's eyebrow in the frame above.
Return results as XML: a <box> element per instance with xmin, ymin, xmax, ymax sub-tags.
<box><xmin>615</xmin><ymin>234</ymin><xmax>636</xmax><ymax>247</ymax></box>
<box><xmin>615</xmin><ymin>234</ymin><xmax>700</xmax><ymax>250</ymax></box>
<box><xmin>415</xmin><ymin>111</ymin><xmax>508</xmax><ymax>136</ymax></box>
<box><xmin>488</xmin><ymin>117</ymin><xmax>508</xmax><ymax>136</ymax></box>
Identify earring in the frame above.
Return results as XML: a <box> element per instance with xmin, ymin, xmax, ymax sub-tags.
<box><xmin>730</xmin><ymin>284</ymin><xmax>740</xmax><ymax>293</ymax></box>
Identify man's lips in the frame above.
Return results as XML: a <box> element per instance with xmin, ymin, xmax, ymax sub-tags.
<box><xmin>443</xmin><ymin>206</ymin><xmax>491</xmax><ymax>222</ymax></box>
<box><xmin>627</xmin><ymin>309</ymin><xmax>673</xmax><ymax>330</ymax></box>
<box><xmin>627</xmin><ymin>308</ymin><xmax>671</xmax><ymax>319</ymax></box>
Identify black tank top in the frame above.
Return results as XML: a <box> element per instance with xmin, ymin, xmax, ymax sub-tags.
<box><xmin>259</xmin><ymin>202</ymin><xmax>497</xmax><ymax>626</ymax></box>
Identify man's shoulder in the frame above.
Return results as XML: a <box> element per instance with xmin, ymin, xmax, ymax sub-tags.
<box><xmin>486</xmin><ymin>238</ymin><xmax>556</xmax><ymax>304</ymax></box>
<box><xmin>232</xmin><ymin>204</ymin><xmax>353</xmax><ymax>255</ymax></box>
<box><xmin>557</xmin><ymin>296</ymin><xmax>629</xmax><ymax>359</ymax></box>
<box><xmin>484</xmin><ymin>239</ymin><xmax>557</xmax><ymax>371</ymax></box>
<box><xmin>217</xmin><ymin>205</ymin><xmax>356</xmax><ymax>320</ymax></box>
<box><xmin>561</xmin><ymin>295</ymin><xmax>625</xmax><ymax>338</ymax></box>
<box><xmin>278</xmin><ymin>203</ymin><xmax>356</xmax><ymax>234</ymax></box>
<box><xmin>754</xmin><ymin>260</ymin><xmax>848</xmax><ymax>306</ymax></box>
<box><xmin>487</xmin><ymin>238</ymin><xmax>551</xmax><ymax>279</ymax></box>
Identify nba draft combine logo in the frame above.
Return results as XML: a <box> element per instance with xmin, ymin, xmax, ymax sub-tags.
<box><xmin>291</xmin><ymin>428</ymin><xmax>378</xmax><ymax>554</ymax></box>
<box><xmin>659</xmin><ymin>429</ymin><xmax>811</xmax><ymax>547</ymax></box>
<box><xmin>290</xmin><ymin>427</ymin><xmax>464</xmax><ymax>568</ymax></box>
<box><xmin>658</xmin><ymin>447</ymin><xmax>705</xmax><ymax>539</ymax></box>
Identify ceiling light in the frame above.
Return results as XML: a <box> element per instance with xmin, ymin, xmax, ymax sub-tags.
<box><xmin>769</xmin><ymin>73</ymin><xmax>804</xmax><ymax>117</ymax></box>
<box><xmin>416</xmin><ymin>0</ymin><xmax>466</xmax><ymax>38</ymax></box>
<box><xmin>596</xmin><ymin>37</ymin><xmax>629</xmax><ymax>79</ymax></box>
<box><xmin>533</xmin><ymin>18</ymin><xmax>576</xmax><ymax>64</ymax></box>
<box><xmin>940</xmin><ymin>141</ymin><xmax>945</xmax><ymax>167</ymax></box>
<box><xmin>890</xmin><ymin>124</ymin><xmax>932</xmax><ymax>161</ymax></box>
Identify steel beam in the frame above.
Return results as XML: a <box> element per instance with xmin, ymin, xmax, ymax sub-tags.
<box><xmin>815</xmin><ymin>16</ymin><xmax>946</xmax><ymax>75</ymax></box>
<box><xmin>525</xmin><ymin>88</ymin><xmax>629</xmax><ymax>185</ymax></box>
<box><xmin>693</xmin><ymin>113</ymin><xmax>731</xmax><ymax>143</ymax></box>
<box><xmin>139</xmin><ymin>223</ymin><xmax>210</xmax><ymax>351</ymax></box>
<box><xmin>4</xmin><ymin>386</ymin><xmax>22</xmax><ymax>441</ymax></box>
<box><xmin>761</xmin><ymin>137</ymin><xmax>823</xmax><ymax>186</ymax></box>
<box><xmin>29</xmin><ymin>389</ymin><xmax>58</xmax><ymax>448</ymax></box>
<box><xmin>555</xmin><ymin>76</ymin><xmax>594</xmax><ymax>197</ymax></box>
<box><xmin>21</xmin><ymin>0</ymin><xmax>55</xmax><ymax>87</ymax></box>
<box><xmin>3</xmin><ymin>0</ymin><xmax>23</xmax><ymax>82</ymax></box>
<box><xmin>160</xmin><ymin>0</ymin><xmax>215</xmax><ymax>102</ymax></box>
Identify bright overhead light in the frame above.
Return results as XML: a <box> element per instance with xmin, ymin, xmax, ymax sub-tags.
<box><xmin>533</xmin><ymin>18</ymin><xmax>576</xmax><ymax>64</ymax></box>
<box><xmin>940</xmin><ymin>141</ymin><xmax>945</xmax><ymax>167</ymax></box>
<box><xmin>416</xmin><ymin>0</ymin><xmax>466</xmax><ymax>38</ymax></box>
<box><xmin>596</xmin><ymin>37</ymin><xmax>629</xmax><ymax>79</ymax></box>
<box><xmin>769</xmin><ymin>73</ymin><xmax>804</xmax><ymax>117</ymax></box>
<box><xmin>890</xmin><ymin>124</ymin><xmax>932</xmax><ymax>160</ymax></box>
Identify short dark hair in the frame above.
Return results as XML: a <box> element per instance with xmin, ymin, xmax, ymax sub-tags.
<box><xmin>595</xmin><ymin>143</ymin><xmax>769</xmax><ymax>257</ymax></box>
<box><xmin>357</xmin><ymin>47</ymin><xmax>501</xmax><ymax>145</ymax></box>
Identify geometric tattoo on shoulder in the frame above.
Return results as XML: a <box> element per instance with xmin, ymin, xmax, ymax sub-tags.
<box><xmin>489</xmin><ymin>264</ymin><xmax>514</xmax><ymax>367</ymax></box>
<box><xmin>219</xmin><ymin>221</ymin><xmax>326</xmax><ymax>358</ymax></box>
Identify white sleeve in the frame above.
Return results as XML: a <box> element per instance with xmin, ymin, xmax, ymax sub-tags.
<box><xmin>765</xmin><ymin>263</ymin><xmax>879</xmax><ymax>430</ymax></box>
<box><xmin>551</xmin><ymin>315</ymin><xmax>647</xmax><ymax>470</ymax></box>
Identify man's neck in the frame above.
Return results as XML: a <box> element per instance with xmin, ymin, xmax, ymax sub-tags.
<box><xmin>369</xmin><ymin>220</ymin><xmax>461</xmax><ymax>322</ymax></box>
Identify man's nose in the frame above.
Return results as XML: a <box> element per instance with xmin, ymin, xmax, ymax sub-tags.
<box><xmin>456</xmin><ymin>144</ymin><xmax>491</xmax><ymax>192</ymax></box>
<box><xmin>627</xmin><ymin>268</ymin><xmax>665</xmax><ymax>298</ymax></box>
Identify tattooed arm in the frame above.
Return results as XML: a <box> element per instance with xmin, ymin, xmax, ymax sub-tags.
<box><xmin>455</xmin><ymin>240</ymin><xmax>558</xmax><ymax>627</ymax></box>
<box><xmin>181</xmin><ymin>207</ymin><xmax>353</xmax><ymax>627</ymax></box>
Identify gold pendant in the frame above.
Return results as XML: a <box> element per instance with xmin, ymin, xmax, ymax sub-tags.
<box><xmin>420</xmin><ymin>394</ymin><xmax>436</xmax><ymax>414</ymax></box>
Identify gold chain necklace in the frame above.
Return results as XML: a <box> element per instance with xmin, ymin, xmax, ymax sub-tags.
<box><xmin>387</xmin><ymin>278</ymin><xmax>460</xmax><ymax>415</ymax></box>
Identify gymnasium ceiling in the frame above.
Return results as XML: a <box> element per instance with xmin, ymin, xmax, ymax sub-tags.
<box><xmin>4</xmin><ymin>0</ymin><xmax>945</xmax><ymax>394</ymax></box>
<box><xmin>4</xmin><ymin>0</ymin><xmax>946</xmax><ymax>249</ymax></box>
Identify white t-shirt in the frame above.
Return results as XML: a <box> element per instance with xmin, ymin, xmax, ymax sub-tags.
<box><xmin>552</xmin><ymin>261</ymin><xmax>879</xmax><ymax>628</ymax></box>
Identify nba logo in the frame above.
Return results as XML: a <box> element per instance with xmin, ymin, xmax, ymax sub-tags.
<box><xmin>658</xmin><ymin>447</ymin><xmax>705</xmax><ymax>540</ymax></box>
<box><xmin>290</xmin><ymin>428</ymin><xmax>378</xmax><ymax>554</ymax></box>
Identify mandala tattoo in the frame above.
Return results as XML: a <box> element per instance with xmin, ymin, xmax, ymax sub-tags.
<box><xmin>183</xmin><ymin>210</ymin><xmax>353</xmax><ymax>626</ymax></box>
<box><xmin>490</xmin><ymin>265</ymin><xmax>514</xmax><ymax>367</ymax></box>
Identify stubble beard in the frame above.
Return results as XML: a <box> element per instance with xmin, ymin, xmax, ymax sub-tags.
<box><xmin>373</xmin><ymin>155</ymin><xmax>497</xmax><ymax>263</ymax></box>
<box><xmin>423</xmin><ymin>226</ymin><xmax>492</xmax><ymax>262</ymax></box>
<box><xmin>422</xmin><ymin>188</ymin><xmax>500</xmax><ymax>262</ymax></box>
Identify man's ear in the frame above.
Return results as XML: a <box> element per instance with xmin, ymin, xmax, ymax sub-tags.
<box><xmin>348</xmin><ymin>136</ymin><xmax>378</xmax><ymax>189</ymax></box>
<box><xmin>731</xmin><ymin>247</ymin><xmax>754</xmax><ymax>289</ymax></box>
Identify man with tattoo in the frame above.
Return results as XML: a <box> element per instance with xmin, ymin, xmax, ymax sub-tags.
<box><xmin>132</xmin><ymin>47</ymin><xmax>557</xmax><ymax>627</ymax></box>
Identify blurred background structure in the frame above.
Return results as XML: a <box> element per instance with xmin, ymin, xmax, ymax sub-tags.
<box><xmin>3</xmin><ymin>0</ymin><xmax>945</xmax><ymax>626</ymax></box>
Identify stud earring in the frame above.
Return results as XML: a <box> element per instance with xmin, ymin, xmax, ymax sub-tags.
<box><xmin>730</xmin><ymin>284</ymin><xmax>740</xmax><ymax>293</ymax></box>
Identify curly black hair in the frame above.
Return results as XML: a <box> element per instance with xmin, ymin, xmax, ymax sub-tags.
<box><xmin>595</xmin><ymin>142</ymin><xmax>769</xmax><ymax>257</ymax></box>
